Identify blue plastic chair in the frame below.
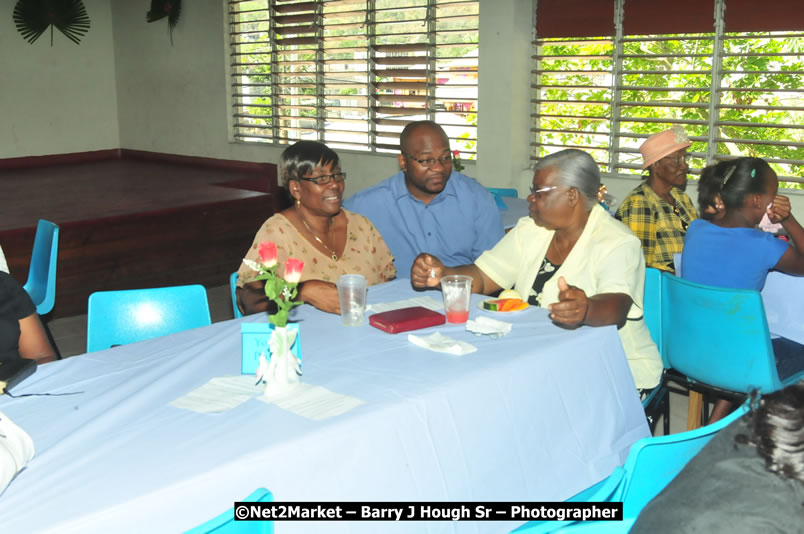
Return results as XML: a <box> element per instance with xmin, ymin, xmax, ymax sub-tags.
<box><xmin>230</xmin><ymin>272</ymin><xmax>243</xmax><ymax>318</ymax></box>
<box><xmin>22</xmin><ymin>219</ymin><xmax>59</xmax><ymax>315</ymax></box>
<box><xmin>640</xmin><ymin>267</ymin><xmax>669</xmax><ymax>434</ymax></box>
<box><xmin>488</xmin><ymin>187</ymin><xmax>518</xmax><ymax>210</ymax></box>
<box><xmin>184</xmin><ymin>488</ymin><xmax>274</xmax><ymax>533</ymax></box>
<box><xmin>661</xmin><ymin>273</ymin><xmax>804</xmax><ymax>396</ymax></box>
<box><xmin>87</xmin><ymin>285</ymin><xmax>212</xmax><ymax>352</ymax></box>
<box><xmin>512</xmin><ymin>402</ymin><xmax>749</xmax><ymax>533</ymax></box>
<box><xmin>642</xmin><ymin>268</ymin><xmax>662</xmax><ymax>357</ymax></box>
<box><xmin>487</xmin><ymin>187</ymin><xmax>518</xmax><ymax>198</ymax></box>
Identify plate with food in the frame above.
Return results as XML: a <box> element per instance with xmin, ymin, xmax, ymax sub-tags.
<box><xmin>478</xmin><ymin>290</ymin><xmax>530</xmax><ymax>313</ymax></box>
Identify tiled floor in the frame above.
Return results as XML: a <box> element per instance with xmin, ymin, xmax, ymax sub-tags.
<box><xmin>45</xmin><ymin>283</ymin><xmax>692</xmax><ymax>435</ymax></box>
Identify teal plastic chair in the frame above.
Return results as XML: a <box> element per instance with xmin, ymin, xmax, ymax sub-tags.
<box><xmin>87</xmin><ymin>285</ymin><xmax>212</xmax><ymax>352</ymax></box>
<box><xmin>184</xmin><ymin>488</ymin><xmax>274</xmax><ymax>533</ymax></box>
<box><xmin>512</xmin><ymin>402</ymin><xmax>749</xmax><ymax>533</ymax></box>
<box><xmin>230</xmin><ymin>272</ymin><xmax>243</xmax><ymax>318</ymax></box>
<box><xmin>661</xmin><ymin>273</ymin><xmax>804</xmax><ymax>396</ymax></box>
<box><xmin>641</xmin><ymin>267</ymin><xmax>669</xmax><ymax>434</ymax></box>
<box><xmin>488</xmin><ymin>187</ymin><xmax>518</xmax><ymax>210</ymax></box>
<box><xmin>487</xmin><ymin>187</ymin><xmax>518</xmax><ymax>198</ymax></box>
<box><xmin>22</xmin><ymin>219</ymin><xmax>59</xmax><ymax>315</ymax></box>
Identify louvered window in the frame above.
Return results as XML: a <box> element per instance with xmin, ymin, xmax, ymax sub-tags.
<box><xmin>531</xmin><ymin>0</ymin><xmax>804</xmax><ymax>187</ymax></box>
<box><xmin>229</xmin><ymin>0</ymin><xmax>479</xmax><ymax>157</ymax></box>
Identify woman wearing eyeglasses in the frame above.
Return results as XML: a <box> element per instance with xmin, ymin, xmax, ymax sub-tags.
<box><xmin>615</xmin><ymin>126</ymin><xmax>698</xmax><ymax>273</ymax></box>
<box><xmin>236</xmin><ymin>141</ymin><xmax>396</xmax><ymax>315</ymax></box>
<box><xmin>411</xmin><ymin>149</ymin><xmax>662</xmax><ymax>391</ymax></box>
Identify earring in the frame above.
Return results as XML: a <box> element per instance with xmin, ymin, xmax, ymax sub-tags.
<box><xmin>295</xmin><ymin>198</ymin><xmax>301</xmax><ymax>207</ymax></box>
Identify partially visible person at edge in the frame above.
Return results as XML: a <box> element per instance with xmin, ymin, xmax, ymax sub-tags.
<box><xmin>615</xmin><ymin>126</ymin><xmax>698</xmax><ymax>273</ymax></box>
<box><xmin>681</xmin><ymin>157</ymin><xmax>804</xmax><ymax>422</ymax></box>
<box><xmin>410</xmin><ymin>149</ymin><xmax>662</xmax><ymax>391</ymax></box>
<box><xmin>631</xmin><ymin>381</ymin><xmax>804</xmax><ymax>534</ymax></box>
<box><xmin>343</xmin><ymin>120</ymin><xmax>504</xmax><ymax>276</ymax></box>
<box><xmin>236</xmin><ymin>141</ymin><xmax>396</xmax><ymax>315</ymax></box>
<box><xmin>0</xmin><ymin>271</ymin><xmax>57</xmax><ymax>365</ymax></box>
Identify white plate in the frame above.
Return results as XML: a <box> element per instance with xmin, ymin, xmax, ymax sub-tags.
<box><xmin>477</xmin><ymin>299</ymin><xmax>530</xmax><ymax>314</ymax></box>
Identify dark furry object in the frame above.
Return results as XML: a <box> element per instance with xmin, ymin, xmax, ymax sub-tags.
<box><xmin>146</xmin><ymin>0</ymin><xmax>182</xmax><ymax>44</ymax></box>
<box><xmin>13</xmin><ymin>0</ymin><xmax>91</xmax><ymax>45</ymax></box>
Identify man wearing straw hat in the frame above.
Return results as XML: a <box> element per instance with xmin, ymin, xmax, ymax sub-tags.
<box><xmin>616</xmin><ymin>126</ymin><xmax>698</xmax><ymax>273</ymax></box>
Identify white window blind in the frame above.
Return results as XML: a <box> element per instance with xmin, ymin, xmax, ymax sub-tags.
<box><xmin>229</xmin><ymin>0</ymin><xmax>479</xmax><ymax>157</ymax></box>
<box><xmin>531</xmin><ymin>0</ymin><xmax>804</xmax><ymax>186</ymax></box>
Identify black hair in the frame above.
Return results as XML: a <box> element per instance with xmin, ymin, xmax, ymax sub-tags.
<box><xmin>736</xmin><ymin>382</ymin><xmax>804</xmax><ymax>482</ymax></box>
<box><xmin>279</xmin><ymin>141</ymin><xmax>340</xmax><ymax>186</ymax></box>
<box><xmin>698</xmin><ymin>157</ymin><xmax>774</xmax><ymax>212</ymax></box>
<box><xmin>697</xmin><ymin>164</ymin><xmax>723</xmax><ymax>221</ymax></box>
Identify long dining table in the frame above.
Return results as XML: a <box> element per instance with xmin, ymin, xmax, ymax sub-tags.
<box><xmin>0</xmin><ymin>279</ymin><xmax>649</xmax><ymax>533</ymax></box>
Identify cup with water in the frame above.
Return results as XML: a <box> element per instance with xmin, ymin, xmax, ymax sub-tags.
<box><xmin>336</xmin><ymin>274</ymin><xmax>368</xmax><ymax>326</ymax></box>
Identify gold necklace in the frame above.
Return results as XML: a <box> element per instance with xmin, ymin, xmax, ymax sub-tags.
<box><xmin>297</xmin><ymin>209</ymin><xmax>339</xmax><ymax>261</ymax></box>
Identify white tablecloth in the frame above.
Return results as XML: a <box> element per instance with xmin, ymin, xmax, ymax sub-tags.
<box><xmin>500</xmin><ymin>197</ymin><xmax>530</xmax><ymax>230</ymax></box>
<box><xmin>762</xmin><ymin>271</ymin><xmax>804</xmax><ymax>344</ymax></box>
<box><xmin>674</xmin><ymin>252</ymin><xmax>804</xmax><ymax>344</ymax></box>
<box><xmin>0</xmin><ymin>280</ymin><xmax>648</xmax><ymax>534</ymax></box>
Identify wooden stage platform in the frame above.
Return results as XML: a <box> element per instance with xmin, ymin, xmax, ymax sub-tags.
<box><xmin>0</xmin><ymin>150</ymin><xmax>285</xmax><ymax>318</ymax></box>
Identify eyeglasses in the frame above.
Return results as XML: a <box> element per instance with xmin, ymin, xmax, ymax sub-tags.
<box><xmin>297</xmin><ymin>172</ymin><xmax>346</xmax><ymax>186</ymax></box>
<box><xmin>662</xmin><ymin>154</ymin><xmax>691</xmax><ymax>166</ymax></box>
<box><xmin>529</xmin><ymin>185</ymin><xmax>558</xmax><ymax>198</ymax></box>
<box><xmin>404</xmin><ymin>153</ymin><xmax>452</xmax><ymax>168</ymax></box>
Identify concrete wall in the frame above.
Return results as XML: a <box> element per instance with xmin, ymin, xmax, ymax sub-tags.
<box><xmin>0</xmin><ymin>0</ymin><xmax>119</xmax><ymax>158</ymax></box>
<box><xmin>4</xmin><ymin>0</ymin><xmax>800</xmax><ymax>212</ymax></box>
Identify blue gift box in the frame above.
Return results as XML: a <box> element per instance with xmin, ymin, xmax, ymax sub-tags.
<box><xmin>241</xmin><ymin>323</ymin><xmax>302</xmax><ymax>375</ymax></box>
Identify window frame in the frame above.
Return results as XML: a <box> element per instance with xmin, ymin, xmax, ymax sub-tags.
<box><xmin>530</xmin><ymin>0</ymin><xmax>804</xmax><ymax>187</ymax></box>
<box><xmin>227</xmin><ymin>0</ymin><xmax>479</xmax><ymax>158</ymax></box>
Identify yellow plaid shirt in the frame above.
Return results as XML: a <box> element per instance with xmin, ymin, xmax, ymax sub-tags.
<box><xmin>615</xmin><ymin>182</ymin><xmax>698</xmax><ymax>273</ymax></box>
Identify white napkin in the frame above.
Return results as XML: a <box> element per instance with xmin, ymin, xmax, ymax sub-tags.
<box><xmin>0</xmin><ymin>411</ymin><xmax>35</xmax><ymax>494</ymax></box>
<box><xmin>408</xmin><ymin>332</ymin><xmax>477</xmax><ymax>355</ymax></box>
<box><xmin>466</xmin><ymin>316</ymin><xmax>512</xmax><ymax>338</ymax></box>
<box><xmin>368</xmin><ymin>296</ymin><xmax>444</xmax><ymax>314</ymax></box>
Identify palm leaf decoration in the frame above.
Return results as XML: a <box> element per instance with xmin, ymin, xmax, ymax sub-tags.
<box><xmin>13</xmin><ymin>0</ymin><xmax>91</xmax><ymax>46</ymax></box>
<box><xmin>146</xmin><ymin>0</ymin><xmax>182</xmax><ymax>45</ymax></box>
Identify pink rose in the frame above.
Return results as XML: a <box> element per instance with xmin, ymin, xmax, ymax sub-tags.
<box><xmin>283</xmin><ymin>257</ymin><xmax>304</xmax><ymax>283</ymax></box>
<box><xmin>258</xmin><ymin>241</ymin><xmax>278</xmax><ymax>268</ymax></box>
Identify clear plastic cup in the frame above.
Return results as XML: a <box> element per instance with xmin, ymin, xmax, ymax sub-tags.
<box><xmin>336</xmin><ymin>274</ymin><xmax>368</xmax><ymax>326</ymax></box>
<box><xmin>441</xmin><ymin>275</ymin><xmax>473</xmax><ymax>324</ymax></box>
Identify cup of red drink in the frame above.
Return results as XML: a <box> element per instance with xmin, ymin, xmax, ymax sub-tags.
<box><xmin>441</xmin><ymin>275</ymin><xmax>473</xmax><ymax>324</ymax></box>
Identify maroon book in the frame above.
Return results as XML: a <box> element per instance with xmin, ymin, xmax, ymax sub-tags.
<box><xmin>369</xmin><ymin>306</ymin><xmax>446</xmax><ymax>334</ymax></box>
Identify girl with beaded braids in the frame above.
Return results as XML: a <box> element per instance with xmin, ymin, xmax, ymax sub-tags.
<box><xmin>681</xmin><ymin>156</ymin><xmax>804</xmax><ymax>422</ymax></box>
<box><xmin>631</xmin><ymin>381</ymin><xmax>804</xmax><ymax>534</ymax></box>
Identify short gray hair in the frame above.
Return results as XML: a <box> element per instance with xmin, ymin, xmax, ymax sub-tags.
<box><xmin>533</xmin><ymin>149</ymin><xmax>600</xmax><ymax>209</ymax></box>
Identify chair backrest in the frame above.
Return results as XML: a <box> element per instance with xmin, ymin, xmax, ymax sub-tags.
<box><xmin>22</xmin><ymin>219</ymin><xmax>59</xmax><ymax>315</ymax></box>
<box><xmin>184</xmin><ymin>488</ymin><xmax>274</xmax><ymax>534</ymax></box>
<box><xmin>660</xmin><ymin>272</ymin><xmax>781</xmax><ymax>393</ymax></box>
<box><xmin>618</xmin><ymin>402</ymin><xmax>749</xmax><ymax>518</ymax></box>
<box><xmin>487</xmin><ymin>187</ymin><xmax>518</xmax><ymax>211</ymax></box>
<box><xmin>643</xmin><ymin>267</ymin><xmax>662</xmax><ymax>360</ymax></box>
<box><xmin>487</xmin><ymin>187</ymin><xmax>518</xmax><ymax>198</ymax></box>
<box><xmin>230</xmin><ymin>272</ymin><xmax>243</xmax><ymax>319</ymax></box>
<box><xmin>87</xmin><ymin>285</ymin><xmax>212</xmax><ymax>352</ymax></box>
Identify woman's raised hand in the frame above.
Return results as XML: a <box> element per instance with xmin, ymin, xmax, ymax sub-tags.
<box><xmin>547</xmin><ymin>276</ymin><xmax>589</xmax><ymax>328</ymax></box>
<box><xmin>768</xmin><ymin>195</ymin><xmax>792</xmax><ymax>224</ymax></box>
<box><xmin>411</xmin><ymin>253</ymin><xmax>444</xmax><ymax>288</ymax></box>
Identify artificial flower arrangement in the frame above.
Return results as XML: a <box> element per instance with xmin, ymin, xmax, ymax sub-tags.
<box><xmin>242</xmin><ymin>241</ymin><xmax>304</xmax><ymax>328</ymax></box>
<box><xmin>242</xmin><ymin>241</ymin><xmax>305</xmax><ymax>395</ymax></box>
<box><xmin>451</xmin><ymin>150</ymin><xmax>464</xmax><ymax>172</ymax></box>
